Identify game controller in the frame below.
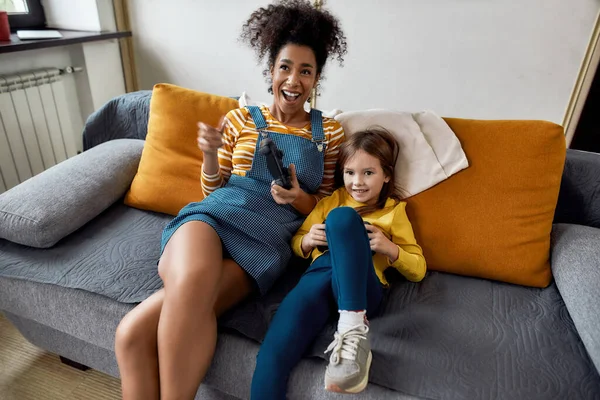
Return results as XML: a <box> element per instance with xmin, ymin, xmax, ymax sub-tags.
<box><xmin>259</xmin><ymin>138</ymin><xmax>292</xmax><ymax>189</ymax></box>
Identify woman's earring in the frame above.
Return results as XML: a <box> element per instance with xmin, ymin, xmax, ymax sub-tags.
<box><xmin>309</xmin><ymin>83</ymin><xmax>320</xmax><ymax>108</ymax></box>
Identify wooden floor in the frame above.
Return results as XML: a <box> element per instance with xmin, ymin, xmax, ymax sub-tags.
<box><xmin>0</xmin><ymin>313</ymin><xmax>122</xmax><ymax>400</ymax></box>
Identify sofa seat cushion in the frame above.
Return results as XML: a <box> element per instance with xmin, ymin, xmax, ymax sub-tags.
<box><xmin>224</xmin><ymin>269</ymin><xmax>600</xmax><ymax>399</ymax></box>
<box><xmin>0</xmin><ymin>201</ymin><xmax>170</xmax><ymax>303</ymax></box>
<box><xmin>2</xmin><ymin>208</ymin><xmax>599</xmax><ymax>398</ymax></box>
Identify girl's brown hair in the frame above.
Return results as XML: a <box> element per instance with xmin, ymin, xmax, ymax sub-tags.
<box><xmin>335</xmin><ymin>128</ymin><xmax>402</xmax><ymax>217</ymax></box>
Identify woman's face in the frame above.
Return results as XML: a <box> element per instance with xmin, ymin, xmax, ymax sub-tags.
<box><xmin>270</xmin><ymin>44</ymin><xmax>319</xmax><ymax>116</ymax></box>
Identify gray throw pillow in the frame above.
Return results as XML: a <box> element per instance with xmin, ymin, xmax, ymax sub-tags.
<box><xmin>0</xmin><ymin>139</ymin><xmax>145</xmax><ymax>248</ymax></box>
<box><xmin>552</xmin><ymin>223</ymin><xmax>600</xmax><ymax>374</ymax></box>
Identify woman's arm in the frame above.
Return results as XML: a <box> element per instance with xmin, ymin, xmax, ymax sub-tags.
<box><xmin>292</xmin><ymin>188</ymin><xmax>318</xmax><ymax>216</ymax></box>
<box><xmin>199</xmin><ymin>110</ymin><xmax>241</xmax><ymax>197</ymax></box>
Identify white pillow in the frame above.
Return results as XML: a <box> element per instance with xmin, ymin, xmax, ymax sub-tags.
<box><xmin>238</xmin><ymin>92</ymin><xmax>343</xmax><ymax>118</ymax></box>
<box><xmin>335</xmin><ymin>109</ymin><xmax>469</xmax><ymax>198</ymax></box>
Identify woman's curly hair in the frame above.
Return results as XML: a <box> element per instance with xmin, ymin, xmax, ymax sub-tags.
<box><xmin>241</xmin><ymin>0</ymin><xmax>347</xmax><ymax>94</ymax></box>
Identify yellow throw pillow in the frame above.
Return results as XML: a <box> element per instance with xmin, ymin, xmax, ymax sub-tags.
<box><xmin>404</xmin><ymin>119</ymin><xmax>566</xmax><ymax>288</ymax></box>
<box><xmin>124</xmin><ymin>84</ymin><xmax>239</xmax><ymax>216</ymax></box>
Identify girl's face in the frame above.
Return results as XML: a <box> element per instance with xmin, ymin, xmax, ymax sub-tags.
<box><xmin>342</xmin><ymin>149</ymin><xmax>390</xmax><ymax>205</ymax></box>
<box><xmin>270</xmin><ymin>44</ymin><xmax>319</xmax><ymax>116</ymax></box>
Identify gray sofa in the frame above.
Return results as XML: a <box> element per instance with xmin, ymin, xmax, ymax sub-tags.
<box><xmin>1</xmin><ymin>92</ymin><xmax>600</xmax><ymax>400</ymax></box>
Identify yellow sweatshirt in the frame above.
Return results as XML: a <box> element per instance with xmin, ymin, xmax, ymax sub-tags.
<box><xmin>291</xmin><ymin>188</ymin><xmax>427</xmax><ymax>285</ymax></box>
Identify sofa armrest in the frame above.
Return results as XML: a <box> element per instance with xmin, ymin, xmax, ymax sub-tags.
<box><xmin>554</xmin><ymin>149</ymin><xmax>600</xmax><ymax>229</ymax></box>
<box><xmin>0</xmin><ymin>139</ymin><xmax>144</xmax><ymax>248</ymax></box>
<box><xmin>551</xmin><ymin>223</ymin><xmax>600</xmax><ymax>374</ymax></box>
<box><xmin>82</xmin><ymin>90</ymin><xmax>152</xmax><ymax>150</ymax></box>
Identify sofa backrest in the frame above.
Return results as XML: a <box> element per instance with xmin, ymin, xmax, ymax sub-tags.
<box><xmin>554</xmin><ymin>149</ymin><xmax>600</xmax><ymax>229</ymax></box>
<box><xmin>82</xmin><ymin>91</ymin><xmax>152</xmax><ymax>150</ymax></box>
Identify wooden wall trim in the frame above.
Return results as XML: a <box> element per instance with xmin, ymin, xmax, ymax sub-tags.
<box><xmin>112</xmin><ymin>0</ymin><xmax>139</xmax><ymax>92</ymax></box>
<box><xmin>563</xmin><ymin>11</ymin><xmax>600</xmax><ymax>147</ymax></box>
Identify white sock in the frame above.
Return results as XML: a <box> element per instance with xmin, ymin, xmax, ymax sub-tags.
<box><xmin>337</xmin><ymin>310</ymin><xmax>367</xmax><ymax>333</ymax></box>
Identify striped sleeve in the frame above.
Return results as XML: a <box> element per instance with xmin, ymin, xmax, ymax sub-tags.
<box><xmin>200</xmin><ymin>108</ymin><xmax>246</xmax><ymax>196</ymax></box>
<box><xmin>314</xmin><ymin>119</ymin><xmax>345</xmax><ymax>201</ymax></box>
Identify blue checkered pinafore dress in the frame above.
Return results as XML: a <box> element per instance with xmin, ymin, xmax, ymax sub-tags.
<box><xmin>160</xmin><ymin>106</ymin><xmax>326</xmax><ymax>294</ymax></box>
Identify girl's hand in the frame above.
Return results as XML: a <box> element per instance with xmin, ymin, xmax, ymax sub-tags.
<box><xmin>271</xmin><ymin>164</ymin><xmax>301</xmax><ymax>205</ymax></box>
<box><xmin>301</xmin><ymin>223</ymin><xmax>327</xmax><ymax>255</ymax></box>
<box><xmin>366</xmin><ymin>223</ymin><xmax>399</xmax><ymax>262</ymax></box>
<box><xmin>197</xmin><ymin>118</ymin><xmax>225</xmax><ymax>155</ymax></box>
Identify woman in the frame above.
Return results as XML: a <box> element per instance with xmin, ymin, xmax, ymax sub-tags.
<box><xmin>114</xmin><ymin>1</ymin><xmax>347</xmax><ymax>399</ymax></box>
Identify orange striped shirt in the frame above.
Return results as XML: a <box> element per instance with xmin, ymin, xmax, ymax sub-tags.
<box><xmin>201</xmin><ymin>105</ymin><xmax>345</xmax><ymax>201</ymax></box>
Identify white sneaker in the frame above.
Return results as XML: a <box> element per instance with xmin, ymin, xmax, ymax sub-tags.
<box><xmin>324</xmin><ymin>324</ymin><xmax>372</xmax><ymax>393</ymax></box>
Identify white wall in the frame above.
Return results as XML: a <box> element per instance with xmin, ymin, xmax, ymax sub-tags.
<box><xmin>129</xmin><ymin>0</ymin><xmax>600</xmax><ymax>123</ymax></box>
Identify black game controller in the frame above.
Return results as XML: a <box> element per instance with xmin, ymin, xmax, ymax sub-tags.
<box><xmin>259</xmin><ymin>138</ymin><xmax>292</xmax><ymax>189</ymax></box>
<box><xmin>316</xmin><ymin>220</ymin><xmax>375</xmax><ymax>255</ymax></box>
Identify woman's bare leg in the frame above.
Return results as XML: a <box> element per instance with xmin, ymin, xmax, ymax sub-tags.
<box><xmin>116</xmin><ymin>222</ymin><xmax>253</xmax><ymax>400</ymax></box>
<box><xmin>157</xmin><ymin>221</ymin><xmax>253</xmax><ymax>400</ymax></box>
<box><xmin>115</xmin><ymin>289</ymin><xmax>164</xmax><ymax>400</ymax></box>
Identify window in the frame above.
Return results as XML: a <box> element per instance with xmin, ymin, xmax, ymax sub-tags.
<box><xmin>0</xmin><ymin>0</ymin><xmax>46</xmax><ymax>30</ymax></box>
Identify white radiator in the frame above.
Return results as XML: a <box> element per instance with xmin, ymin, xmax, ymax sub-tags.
<box><xmin>0</xmin><ymin>68</ymin><xmax>81</xmax><ymax>194</ymax></box>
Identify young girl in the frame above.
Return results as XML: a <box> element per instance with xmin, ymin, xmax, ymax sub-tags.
<box><xmin>251</xmin><ymin>129</ymin><xmax>427</xmax><ymax>398</ymax></box>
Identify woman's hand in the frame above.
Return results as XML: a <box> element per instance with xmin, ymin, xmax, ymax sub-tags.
<box><xmin>366</xmin><ymin>223</ymin><xmax>399</xmax><ymax>262</ymax></box>
<box><xmin>301</xmin><ymin>223</ymin><xmax>327</xmax><ymax>255</ymax></box>
<box><xmin>271</xmin><ymin>164</ymin><xmax>301</xmax><ymax>205</ymax></box>
<box><xmin>197</xmin><ymin>118</ymin><xmax>225</xmax><ymax>155</ymax></box>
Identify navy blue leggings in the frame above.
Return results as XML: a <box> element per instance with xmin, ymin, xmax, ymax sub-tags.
<box><xmin>250</xmin><ymin>207</ymin><xmax>384</xmax><ymax>399</ymax></box>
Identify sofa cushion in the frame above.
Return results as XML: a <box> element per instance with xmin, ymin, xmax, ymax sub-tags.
<box><xmin>404</xmin><ymin>119</ymin><xmax>566</xmax><ymax>287</ymax></box>
<box><xmin>552</xmin><ymin>223</ymin><xmax>600</xmax><ymax>374</ymax></box>
<box><xmin>221</xmin><ymin>269</ymin><xmax>600</xmax><ymax>399</ymax></box>
<box><xmin>0</xmin><ymin>201</ymin><xmax>170</xmax><ymax>302</ymax></box>
<box><xmin>2</xmin><ymin>202</ymin><xmax>598</xmax><ymax>398</ymax></box>
<box><xmin>0</xmin><ymin>139</ymin><xmax>144</xmax><ymax>248</ymax></box>
<box><xmin>124</xmin><ymin>84</ymin><xmax>239</xmax><ymax>216</ymax></box>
